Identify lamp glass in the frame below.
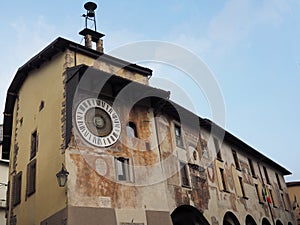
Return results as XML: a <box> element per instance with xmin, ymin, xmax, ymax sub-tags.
<box><xmin>56</xmin><ymin>167</ymin><xmax>69</xmax><ymax>187</ymax></box>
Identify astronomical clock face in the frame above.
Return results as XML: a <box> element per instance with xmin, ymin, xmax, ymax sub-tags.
<box><xmin>75</xmin><ymin>98</ymin><xmax>121</xmax><ymax>147</ymax></box>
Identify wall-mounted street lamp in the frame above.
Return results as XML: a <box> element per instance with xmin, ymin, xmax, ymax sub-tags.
<box><xmin>56</xmin><ymin>164</ymin><xmax>69</xmax><ymax>187</ymax></box>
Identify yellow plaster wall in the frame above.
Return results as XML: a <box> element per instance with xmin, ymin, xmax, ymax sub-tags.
<box><xmin>8</xmin><ymin>53</ymin><xmax>67</xmax><ymax>225</ymax></box>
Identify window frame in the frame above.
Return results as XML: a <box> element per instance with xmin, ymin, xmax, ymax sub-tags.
<box><xmin>115</xmin><ymin>157</ymin><xmax>130</xmax><ymax>182</ymax></box>
<box><xmin>238</xmin><ymin>176</ymin><xmax>247</xmax><ymax>198</ymax></box>
<box><xmin>263</xmin><ymin>166</ymin><xmax>270</xmax><ymax>184</ymax></box>
<box><xmin>269</xmin><ymin>188</ymin><xmax>277</xmax><ymax>208</ymax></box>
<box><xmin>255</xmin><ymin>183</ymin><xmax>264</xmax><ymax>203</ymax></box>
<box><xmin>30</xmin><ymin>130</ymin><xmax>38</xmax><ymax>160</ymax></box>
<box><xmin>26</xmin><ymin>159</ymin><xmax>37</xmax><ymax>197</ymax></box>
<box><xmin>179</xmin><ymin>162</ymin><xmax>190</xmax><ymax>188</ymax></box>
<box><xmin>174</xmin><ymin>124</ymin><xmax>184</xmax><ymax>148</ymax></box>
<box><xmin>126</xmin><ymin>121</ymin><xmax>138</xmax><ymax>138</ymax></box>
<box><xmin>219</xmin><ymin>168</ymin><xmax>229</xmax><ymax>192</ymax></box>
<box><xmin>248</xmin><ymin>158</ymin><xmax>257</xmax><ymax>178</ymax></box>
<box><xmin>12</xmin><ymin>172</ymin><xmax>22</xmax><ymax>207</ymax></box>
<box><xmin>232</xmin><ymin>149</ymin><xmax>241</xmax><ymax>170</ymax></box>
<box><xmin>213</xmin><ymin>137</ymin><xmax>222</xmax><ymax>161</ymax></box>
<box><xmin>275</xmin><ymin>173</ymin><xmax>282</xmax><ymax>190</ymax></box>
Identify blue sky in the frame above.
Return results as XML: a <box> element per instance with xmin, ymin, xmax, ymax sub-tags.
<box><xmin>0</xmin><ymin>0</ymin><xmax>299</xmax><ymax>182</ymax></box>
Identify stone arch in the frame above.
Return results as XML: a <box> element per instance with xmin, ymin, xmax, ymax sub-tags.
<box><xmin>171</xmin><ymin>205</ymin><xmax>210</xmax><ymax>225</ymax></box>
<box><xmin>223</xmin><ymin>211</ymin><xmax>240</xmax><ymax>225</ymax></box>
<box><xmin>262</xmin><ymin>218</ymin><xmax>271</xmax><ymax>225</ymax></box>
<box><xmin>245</xmin><ymin>215</ymin><xmax>257</xmax><ymax>225</ymax></box>
<box><xmin>288</xmin><ymin>222</ymin><xmax>293</xmax><ymax>225</ymax></box>
<box><xmin>275</xmin><ymin>220</ymin><xmax>283</xmax><ymax>225</ymax></box>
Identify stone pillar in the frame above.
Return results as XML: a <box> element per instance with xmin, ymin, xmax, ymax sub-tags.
<box><xmin>96</xmin><ymin>39</ymin><xmax>104</xmax><ymax>53</ymax></box>
<box><xmin>84</xmin><ymin>34</ymin><xmax>93</xmax><ymax>49</ymax></box>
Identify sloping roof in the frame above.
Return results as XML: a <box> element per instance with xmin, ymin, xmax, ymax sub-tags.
<box><xmin>159</xmin><ymin>100</ymin><xmax>291</xmax><ymax>175</ymax></box>
<box><xmin>199</xmin><ymin>118</ymin><xmax>292</xmax><ymax>175</ymax></box>
<box><xmin>286</xmin><ymin>181</ymin><xmax>300</xmax><ymax>187</ymax></box>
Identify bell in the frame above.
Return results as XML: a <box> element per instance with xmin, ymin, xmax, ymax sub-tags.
<box><xmin>84</xmin><ymin>2</ymin><xmax>97</xmax><ymax>18</ymax></box>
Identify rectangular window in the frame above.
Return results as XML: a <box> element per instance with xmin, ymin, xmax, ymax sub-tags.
<box><xmin>26</xmin><ymin>159</ymin><xmax>36</xmax><ymax>197</ymax></box>
<box><xmin>239</xmin><ymin>176</ymin><xmax>246</xmax><ymax>198</ymax></box>
<box><xmin>180</xmin><ymin>162</ymin><xmax>190</xmax><ymax>187</ymax></box>
<box><xmin>281</xmin><ymin>193</ymin><xmax>288</xmax><ymax>210</ymax></box>
<box><xmin>248</xmin><ymin>158</ymin><xmax>256</xmax><ymax>178</ymax></box>
<box><xmin>275</xmin><ymin>173</ymin><xmax>282</xmax><ymax>190</ymax></box>
<box><xmin>175</xmin><ymin>124</ymin><xmax>184</xmax><ymax>147</ymax></box>
<box><xmin>263</xmin><ymin>166</ymin><xmax>270</xmax><ymax>184</ymax></box>
<box><xmin>213</xmin><ymin>137</ymin><xmax>222</xmax><ymax>160</ymax></box>
<box><xmin>269</xmin><ymin>188</ymin><xmax>276</xmax><ymax>207</ymax></box>
<box><xmin>30</xmin><ymin>131</ymin><xmax>38</xmax><ymax>160</ymax></box>
<box><xmin>115</xmin><ymin>157</ymin><xmax>130</xmax><ymax>181</ymax></box>
<box><xmin>232</xmin><ymin>149</ymin><xmax>240</xmax><ymax>170</ymax></box>
<box><xmin>255</xmin><ymin>184</ymin><xmax>264</xmax><ymax>203</ymax></box>
<box><xmin>220</xmin><ymin>168</ymin><xmax>228</xmax><ymax>192</ymax></box>
<box><xmin>13</xmin><ymin>172</ymin><xmax>22</xmax><ymax>207</ymax></box>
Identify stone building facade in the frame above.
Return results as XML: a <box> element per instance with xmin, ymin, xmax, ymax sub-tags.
<box><xmin>287</xmin><ymin>182</ymin><xmax>300</xmax><ymax>225</ymax></box>
<box><xmin>2</xmin><ymin>27</ymin><xmax>295</xmax><ymax>225</ymax></box>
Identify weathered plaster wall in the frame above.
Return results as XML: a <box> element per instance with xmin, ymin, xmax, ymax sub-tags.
<box><xmin>75</xmin><ymin>52</ymin><xmax>149</xmax><ymax>85</ymax></box>
<box><xmin>66</xmin><ymin>104</ymin><xmax>170</xmax><ymax>224</ymax></box>
<box><xmin>287</xmin><ymin>184</ymin><xmax>300</xmax><ymax>224</ymax></box>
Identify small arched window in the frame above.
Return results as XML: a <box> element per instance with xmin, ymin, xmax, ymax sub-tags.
<box><xmin>126</xmin><ymin>122</ymin><xmax>138</xmax><ymax>138</ymax></box>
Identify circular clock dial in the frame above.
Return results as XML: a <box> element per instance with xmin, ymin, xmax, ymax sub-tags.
<box><xmin>75</xmin><ymin>98</ymin><xmax>121</xmax><ymax>147</ymax></box>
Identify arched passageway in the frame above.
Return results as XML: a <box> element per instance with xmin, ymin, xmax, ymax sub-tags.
<box><xmin>262</xmin><ymin>218</ymin><xmax>271</xmax><ymax>225</ymax></box>
<box><xmin>223</xmin><ymin>211</ymin><xmax>240</xmax><ymax>225</ymax></box>
<box><xmin>171</xmin><ymin>205</ymin><xmax>210</xmax><ymax>225</ymax></box>
<box><xmin>245</xmin><ymin>215</ymin><xmax>257</xmax><ymax>225</ymax></box>
<box><xmin>275</xmin><ymin>220</ymin><xmax>283</xmax><ymax>225</ymax></box>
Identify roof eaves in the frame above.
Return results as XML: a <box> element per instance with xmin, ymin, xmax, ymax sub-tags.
<box><xmin>200</xmin><ymin>118</ymin><xmax>291</xmax><ymax>175</ymax></box>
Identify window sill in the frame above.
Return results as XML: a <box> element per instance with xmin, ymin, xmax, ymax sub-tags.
<box><xmin>117</xmin><ymin>180</ymin><xmax>133</xmax><ymax>183</ymax></box>
<box><xmin>259</xmin><ymin>201</ymin><xmax>265</xmax><ymax>205</ymax></box>
<box><xmin>241</xmin><ymin>196</ymin><xmax>249</xmax><ymax>200</ymax></box>
<box><xmin>182</xmin><ymin>184</ymin><xmax>191</xmax><ymax>189</ymax></box>
<box><xmin>176</xmin><ymin>144</ymin><xmax>185</xmax><ymax>149</ymax></box>
<box><xmin>217</xmin><ymin>158</ymin><xmax>224</xmax><ymax>162</ymax></box>
<box><xmin>236</xmin><ymin>167</ymin><xmax>242</xmax><ymax>172</ymax></box>
<box><xmin>222</xmin><ymin>190</ymin><xmax>230</xmax><ymax>193</ymax></box>
<box><xmin>26</xmin><ymin>191</ymin><xmax>36</xmax><ymax>198</ymax></box>
<box><xmin>252</xmin><ymin>175</ymin><xmax>258</xmax><ymax>179</ymax></box>
<box><xmin>13</xmin><ymin>203</ymin><xmax>21</xmax><ymax>208</ymax></box>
